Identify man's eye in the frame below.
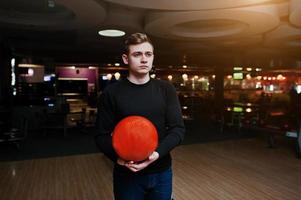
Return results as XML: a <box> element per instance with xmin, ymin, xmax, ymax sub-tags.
<box><xmin>146</xmin><ymin>52</ymin><xmax>153</xmax><ymax>57</ymax></box>
<box><xmin>133</xmin><ymin>53</ymin><xmax>142</xmax><ymax>57</ymax></box>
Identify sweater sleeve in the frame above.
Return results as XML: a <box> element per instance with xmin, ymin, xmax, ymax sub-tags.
<box><xmin>94</xmin><ymin>90</ymin><xmax>118</xmax><ymax>162</ymax></box>
<box><xmin>156</xmin><ymin>83</ymin><xmax>185</xmax><ymax>157</ymax></box>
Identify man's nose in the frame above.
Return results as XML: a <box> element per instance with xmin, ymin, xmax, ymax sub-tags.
<box><xmin>141</xmin><ymin>55</ymin><xmax>147</xmax><ymax>63</ymax></box>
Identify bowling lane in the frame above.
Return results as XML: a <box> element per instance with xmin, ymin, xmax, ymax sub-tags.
<box><xmin>0</xmin><ymin>138</ymin><xmax>300</xmax><ymax>200</ymax></box>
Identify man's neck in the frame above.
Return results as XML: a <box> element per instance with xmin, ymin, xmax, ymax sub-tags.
<box><xmin>127</xmin><ymin>73</ymin><xmax>150</xmax><ymax>85</ymax></box>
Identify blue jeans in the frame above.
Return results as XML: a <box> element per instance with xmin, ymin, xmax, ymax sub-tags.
<box><xmin>113</xmin><ymin>167</ymin><xmax>172</xmax><ymax>200</ymax></box>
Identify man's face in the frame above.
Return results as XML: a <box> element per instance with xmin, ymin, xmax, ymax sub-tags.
<box><xmin>122</xmin><ymin>42</ymin><xmax>154</xmax><ymax>76</ymax></box>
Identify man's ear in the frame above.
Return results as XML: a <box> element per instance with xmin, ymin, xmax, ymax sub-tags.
<box><xmin>122</xmin><ymin>54</ymin><xmax>129</xmax><ymax>65</ymax></box>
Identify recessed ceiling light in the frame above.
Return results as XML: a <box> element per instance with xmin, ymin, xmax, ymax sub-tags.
<box><xmin>98</xmin><ymin>29</ymin><xmax>125</xmax><ymax>37</ymax></box>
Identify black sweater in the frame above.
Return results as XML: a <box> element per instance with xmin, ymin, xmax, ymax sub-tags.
<box><xmin>95</xmin><ymin>78</ymin><xmax>185</xmax><ymax>174</ymax></box>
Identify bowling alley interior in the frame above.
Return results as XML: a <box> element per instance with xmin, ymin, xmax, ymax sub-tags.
<box><xmin>1</xmin><ymin>0</ymin><xmax>301</xmax><ymax>199</ymax></box>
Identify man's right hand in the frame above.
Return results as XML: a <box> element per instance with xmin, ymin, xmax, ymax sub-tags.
<box><xmin>117</xmin><ymin>158</ymin><xmax>134</xmax><ymax>166</ymax></box>
<box><xmin>117</xmin><ymin>151</ymin><xmax>159</xmax><ymax>172</ymax></box>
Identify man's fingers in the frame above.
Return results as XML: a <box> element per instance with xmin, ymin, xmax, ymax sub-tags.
<box><xmin>123</xmin><ymin>154</ymin><xmax>159</xmax><ymax>172</ymax></box>
<box><xmin>149</xmin><ymin>154</ymin><xmax>155</xmax><ymax>160</ymax></box>
<box><xmin>117</xmin><ymin>158</ymin><xmax>131</xmax><ymax>166</ymax></box>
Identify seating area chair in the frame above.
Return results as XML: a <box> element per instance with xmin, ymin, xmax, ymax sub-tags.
<box><xmin>42</xmin><ymin>110</ymin><xmax>68</xmax><ymax>137</ymax></box>
<box><xmin>70</xmin><ymin>108</ymin><xmax>86</xmax><ymax>128</ymax></box>
<box><xmin>70</xmin><ymin>108</ymin><xmax>97</xmax><ymax>133</ymax></box>
<box><xmin>41</xmin><ymin>105</ymin><xmax>69</xmax><ymax>137</ymax></box>
<box><xmin>296</xmin><ymin>122</ymin><xmax>301</xmax><ymax>158</ymax></box>
<box><xmin>0</xmin><ymin>117</ymin><xmax>28</xmax><ymax>149</ymax></box>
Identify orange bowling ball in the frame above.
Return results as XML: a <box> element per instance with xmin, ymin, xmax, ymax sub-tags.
<box><xmin>112</xmin><ymin>116</ymin><xmax>158</xmax><ymax>162</ymax></box>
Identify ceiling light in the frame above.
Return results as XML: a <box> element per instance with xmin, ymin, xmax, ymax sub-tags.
<box><xmin>107</xmin><ymin>74</ymin><xmax>113</xmax><ymax>80</ymax></box>
<box><xmin>255</xmin><ymin>68</ymin><xmax>262</xmax><ymax>72</ymax></box>
<box><xmin>18</xmin><ymin>64</ymin><xmax>44</xmax><ymax>68</ymax></box>
<box><xmin>98</xmin><ymin>29</ymin><xmax>125</xmax><ymax>37</ymax></box>
<box><xmin>114</xmin><ymin>72</ymin><xmax>121</xmax><ymax>80</ymax></box>
<box><xmin>233</xmin><ymin>67</ymin><xmax>243</xmax><ymax>71</ymax></box>
<box><xmin>28</xmin><ymin>68</ymin><xmax>34</xmax><ymax>76</ymax></box>
<box><xmin>11</xmin><ymin>58</ymin><xmax>15</xmax><ymax>67</ymax></box>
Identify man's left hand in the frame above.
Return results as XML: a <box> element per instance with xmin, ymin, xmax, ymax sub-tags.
<box><xmin>125</xmin><ymin>151</ymin><xmax>159</xmax><ymax>172</ymax></box>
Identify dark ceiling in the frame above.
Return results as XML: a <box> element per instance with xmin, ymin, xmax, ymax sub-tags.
<box><xmin>0</xmin><ymin>0</ymin><xmax>301</xmax><ymax>69</ymax></box>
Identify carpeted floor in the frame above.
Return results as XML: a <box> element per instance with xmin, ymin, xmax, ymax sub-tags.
<box><xmin>0</xmin><ymin>121</ymin><xmax>257</xmax><ymax>162</ymax></box>
<box><xmin>0</xmin><ymin>127</ymin><xmax>99</xmax><ymax>162</ymax></box>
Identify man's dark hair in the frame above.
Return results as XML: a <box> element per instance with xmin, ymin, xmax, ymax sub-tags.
<box><xmin>124</xmin><ymin>33</ymin><xmax>153</xmax><ymax>54</ymax></box>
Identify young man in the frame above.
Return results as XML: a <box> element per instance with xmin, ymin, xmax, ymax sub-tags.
<box><xmin>95</xmin><ymin>33</ymin><xmax>185</xmax><ymax>200</ymax></box>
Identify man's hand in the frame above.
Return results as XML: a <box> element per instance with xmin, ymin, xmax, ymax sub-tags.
<box><xmin>117</xmin><ymin>151</ymin><xmax>159</xmax><ymax>173</ymax></box>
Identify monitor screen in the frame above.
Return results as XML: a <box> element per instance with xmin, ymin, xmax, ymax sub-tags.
<box><xmin>233</xmin><ymin>107</ymin><xmax>243</xmax><ymax>112</ymax></box>
<box><xmin>233</xmin><ymin>72</ymin><xmax>243</xmax><ymax>80</ymax></box>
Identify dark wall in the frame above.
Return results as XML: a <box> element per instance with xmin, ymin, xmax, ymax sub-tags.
<box><xmin>0</xmin><ymin>42</ymin><xmax>12</xmax><ymax>106</ymax></box>
<box><xmin>214</xmin><ymin>67</ymin><xmax>225</xmax><ymax>114</ymax></box>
